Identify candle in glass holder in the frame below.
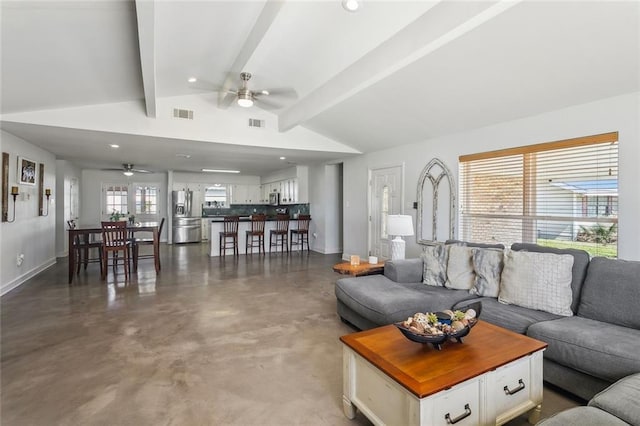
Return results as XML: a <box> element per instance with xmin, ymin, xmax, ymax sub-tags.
<box><xmin>11</xmin><ymin>186</ymin><xmax>18</xmax><ymax>195</ymax></box>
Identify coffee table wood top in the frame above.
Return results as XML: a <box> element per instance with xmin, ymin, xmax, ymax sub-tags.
<box><xmin>333</xmin><ymin>261</ymin><xmax>385</xmax><ymax>276</ymax></box>
<box><xmin>340</xmin><ymin>321</ymin><xmax>547</xmax><ymax>398</ymax></box>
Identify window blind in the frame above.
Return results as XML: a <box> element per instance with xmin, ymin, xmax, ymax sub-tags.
<box><xmin>459</xmin><ymin>132</ymin><xmax>618</xmax><ymax>258</ymax></box>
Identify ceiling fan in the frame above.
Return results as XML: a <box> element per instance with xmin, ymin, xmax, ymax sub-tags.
<box><xmin>191</xmin><ymin>72</ymin><xmax>297</xmax><ymax>110</ymax></box>
<box><xmin>102</xmin><ymin>163</ymin><xmax>152</xmax><ymax>176</ymax></box>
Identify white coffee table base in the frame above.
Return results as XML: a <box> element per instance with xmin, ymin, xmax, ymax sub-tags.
<box><xmin>343</xmin><ymin>346</ymin><xmax>544</xmax><ymax>426</ymax></box>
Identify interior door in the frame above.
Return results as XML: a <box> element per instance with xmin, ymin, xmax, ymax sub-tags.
<box><xmin>369</xmin><ymin>166</ymin><xmax>402</xmax><ymax>259</ymax></box>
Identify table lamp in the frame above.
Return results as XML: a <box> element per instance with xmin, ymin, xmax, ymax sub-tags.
<box><xmin>387</xmin><ymin>215</ymin><xmax>414</xmax><ymax>260</ymax></box>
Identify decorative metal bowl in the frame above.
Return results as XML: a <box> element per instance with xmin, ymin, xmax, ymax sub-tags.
<box><xmin>394</xmin><ymin>302</ymin><xmax>482</xmax><ymax>350</ymax></box>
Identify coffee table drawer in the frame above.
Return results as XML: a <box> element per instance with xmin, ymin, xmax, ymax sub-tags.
<box><xmin>486</xmin><ymin>353</ymin><xmax>543</xmax><ymax>424</ymax></box>
<box><xmin>422</xmin><ymin>379</ymin><xmax>481</xmax><ymax>426</ymax></box>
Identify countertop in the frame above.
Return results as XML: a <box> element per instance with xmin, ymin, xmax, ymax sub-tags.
<box><xmin>205</xmin><ymin>216</ymin><xmax>309</xmax><ymax>222</ymax></box>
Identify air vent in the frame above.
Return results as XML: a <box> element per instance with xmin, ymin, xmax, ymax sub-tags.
<box><xmin>173</xmin><ymin>108</ymin><xmax>194</xmax><ymax>120</ymax></box>
<box><xmin>248</xmin><ymin>118</ymin><xmax>265</xmax><ymax>128</ymax></box>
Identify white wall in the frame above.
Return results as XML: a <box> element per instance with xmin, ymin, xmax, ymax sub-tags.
<box><xmin>1</xmin><ymin>130</ymin><xmax>57</xmax><ymax>295</ymax></box>
<box><xmin>308</xmin><ymin>163</ymin><xmax>342</xmax><ymax>254</ymax></box>
<box><xmin>80</xmin><ymin>170</ymin><xmax>169</xmax><ymax>241</ymax></box>
<box><xmin>341</xmin><ymin>92</ymin><xmax>640</xmax><ymax>261</ymax></box>
<box><xmin>55</xmin><ymin>159</ymin><xmax>82</xmax><ymax>257</ymax></box>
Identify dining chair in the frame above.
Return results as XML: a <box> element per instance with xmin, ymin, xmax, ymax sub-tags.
<box><xmin>101</xmin><ymin>221</ymin><xmax>131</xmax><ymax>280</ymax></box>
<box><xmin>269</xmin><ymin>214</ymin><xmax>290</xmax><ymax>253</ymax></box>
<box><xmin>290</xmin><ymin>214</ymin><xmax>311</xmax><ymax>252</ymax></box>
<box><xmin>245</xmin><ymin>214</ymin><xmax>266</xmax><ymax>255</ymax></box>
<box><xmin>68</xmin><ymin>221</ymin><xmax>103</xmax><ymax>275</ymax></box>
<box><xmin>132</xmin><ymin>217</ymin><xmax>164</xmax><ymax>271</ymax></box>
<box><xmin>219</xmin><ymin>216</ymin><xmax>239</xmax><ymax>256</ymax></box>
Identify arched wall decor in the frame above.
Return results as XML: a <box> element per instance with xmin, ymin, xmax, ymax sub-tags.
<box><xmin>416</xmin><ymin>158</ymin><xmax>456</xmax><ymax>245</ymax></box>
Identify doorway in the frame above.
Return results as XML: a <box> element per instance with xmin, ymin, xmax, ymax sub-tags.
<box><xmin>368</xmin><ymin>165</ymin><xmax>403</xmax><ymax>259</ymax></box>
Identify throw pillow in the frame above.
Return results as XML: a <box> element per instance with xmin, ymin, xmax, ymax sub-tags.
<box><xmin>470</xmin><ymin>248</ymin><xmax>504</xmax><ymax>297</ymax></box>
<box><xmin>445</xmin><ymin>244</ymin><xmax>475</xmax><ymax>290</ymax></box>
<box><xmin>421</xmin><ymin>244</ymin><xmax>448</xmax><ymax>286</ymax></box>
<box><xmin>498</xmin><ymin>250</ymin><xmax>574</xmax><ymax>316</ymax></box>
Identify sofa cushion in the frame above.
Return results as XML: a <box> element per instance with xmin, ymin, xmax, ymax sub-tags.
<box><xmin>536</xmin><ymin>406</ymin><xmax>629</xmax><ymax>426</ymax></box>
<box><xmin>589</xmin><ymin>373</ymin><xmax>640</xmax><ymax>425</ymax></box>
<box><xmin>578</xmin><ymin>257</ymin><xmax>640</xmax><ymax>329</ymax></box>
<box><xmin>452</xmin><ymin>297</ymin><xmax>561</xmax><ymax>334</ymax></box>
<box><xmin>527</xmin><ymin>316</ymin><xmax>640</xmax><ymax>383</ymax></box>
<box><xmin>511</xmin><ymin>243</ymin><xmax>590</xmax><ymax>313</ymax></box>
<box><xmin>499</xmin><ymin>250</ymin><xmax>574</xmax><ymax>316</ymax></box>
<box><xmin>445</xmin><ymin>245</ymin><xmax>475</xmax><ymax>290</ymax></box>
<box><xmin>470</xmin><ymin>248</ymin><xmax>504</xmax><ymax>298</ymax></box>
<box><xmin>335</xmin><ymin>275</ymin><xmax>474</xmax><ymax>326</ymax></box>
<box><xmin>421</xmin><ymin>244</ymin><xmax>448</xmax><ymax>287</ymax></box>
<box><xmin>383</xmin><ymin>258</ymin><xmax>423</xmax><ymax>283</ymax></box>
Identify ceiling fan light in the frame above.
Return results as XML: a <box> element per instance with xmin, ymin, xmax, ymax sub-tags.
<box><xmin>237</xmin><ymin>95</ymin><xmax>253</xmax><ymax>108</ymax></box>
<box><xmin>123</xmin><ymin>171</ymin><xmax>134</xmax><ymax>177</ymax></box>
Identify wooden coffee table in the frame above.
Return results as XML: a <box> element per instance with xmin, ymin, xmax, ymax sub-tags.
<box><xmin>333</xmin><ymin>261</ymin><xmax>385</xmax><ymax>276</ymax></box>
<box><xmin>340</xmin><ymin>321</ymin><xmax>547</xmax><ymax>426</ymax></box>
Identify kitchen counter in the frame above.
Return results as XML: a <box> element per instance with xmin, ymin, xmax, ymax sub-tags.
<box><xmin>205</xmin><ymin>216</ymin><xmax>308</xmax><ymax>222</ymax></box>
<box><xmin>208</xmin><ymin>218</ymin><xmax>310</xmax><ymax>256</ymax></box>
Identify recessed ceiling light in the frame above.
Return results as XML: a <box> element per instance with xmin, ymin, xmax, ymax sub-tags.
<box><xmin>176</xmin><ymin>153</ymin><xmax>192</xmax><ymax>159</ymax></box>
<box><xmin>342</xmin><ymin>0</ymin><xmax>361</xmax><ymax>12</ymax></box>
<box><xmin>188</xmin><ymin>77</ymin><xmax>197</xmax><ymax>83</ymax></box>
<box><xmin>202</xmin><ymin>169</ymin><xmax>240</xmax><ymax>173</ymax></box>
<box><xmin>109</xmin><ymin>144</ymin><xmax>120</xmax><ymax>148</ymax></box>
<box><xmin>280</xmin><ymin>156</ymin><xmax>286</xmax><ymax>160</ymax></box>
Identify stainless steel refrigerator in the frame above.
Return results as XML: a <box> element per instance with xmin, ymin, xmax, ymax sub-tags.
<box><xmin>172</xmin><ymin>190</ymin><xmax>202</xmax><ymax>243</ymax></box>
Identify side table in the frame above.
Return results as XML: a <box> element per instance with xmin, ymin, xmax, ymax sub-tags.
<box><xmin>333</xmin><ymin>261</ymin><xmax>385</xmax><ymax>276</ymax></box>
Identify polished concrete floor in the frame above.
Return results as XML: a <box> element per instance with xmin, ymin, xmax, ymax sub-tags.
<box><xmin>1</xmin><ymin>244</ymin><xmax>581</xmax><ymax>425</ymax></box>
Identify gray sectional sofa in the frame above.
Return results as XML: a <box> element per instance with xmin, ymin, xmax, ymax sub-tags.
<box><xmin>335</xmin><ymin>242</ymin><xmax>640</xmax><ymax>400</ymax></box>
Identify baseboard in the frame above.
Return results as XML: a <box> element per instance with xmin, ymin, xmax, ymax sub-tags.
<box><xmin>311</xmin><ymin>246</ymin><xmax>343</xmax><ymax>255</ymax></box>
<box><xmin>1</xmin><ymin>258</ymin><xmax>57</xmax><ymax>296</ymax></box>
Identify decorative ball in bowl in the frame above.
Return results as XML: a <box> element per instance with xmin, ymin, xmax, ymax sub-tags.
<box><xmin>394</xmin><ymin>302</ymin><xmax>481</xmax><ymax>350</ymax></box>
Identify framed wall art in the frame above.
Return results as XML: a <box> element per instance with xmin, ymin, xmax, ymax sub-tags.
<box><xmin>17</xmin><ymin>156</ymin><xmax>36</xmax><ymax>185</ymax></box>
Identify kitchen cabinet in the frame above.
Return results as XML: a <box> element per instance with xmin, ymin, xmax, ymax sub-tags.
<box><xmin>231</xmin><ymin>184</ymin><xmax>261</xmax><ymax>205</ymax></box>
<box><xmin>201</xmin><ymin>218</ymin><xmax>210</xmax><ymax>241</ymax></box>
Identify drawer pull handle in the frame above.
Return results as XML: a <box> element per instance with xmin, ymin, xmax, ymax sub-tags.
<box><xmin>445</xmin><ymin>404</ymin><xmax>472</xmax><ymax>424</ymax></box>
<box><xmin>504</xmin><ymin>379</ymin><xmax>526</xmax><ymax>395</ymax></box>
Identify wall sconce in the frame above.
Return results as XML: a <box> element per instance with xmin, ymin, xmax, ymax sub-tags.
<box><xmin>43</xmin><ymin>188</ymin><xmax>51</xmax><ymax>216</ymax></box>
<box><xmin>7</xmin><ymin>186</ymin><xmax>18</xmax><ymax>223</ymax></box>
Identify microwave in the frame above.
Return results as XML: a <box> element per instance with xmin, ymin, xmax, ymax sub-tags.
<box><xmin>269</xmin><ymin>192</ymin><xmax>279</xmax><ymax>206</ymax></box>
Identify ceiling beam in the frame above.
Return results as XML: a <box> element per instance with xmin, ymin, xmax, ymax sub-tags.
<box><xmin>278</xmin><ymin>0</ymin><xmax>521</xmax><ymax>132</ymax></box>
<box><xmin>217</xmin><ymin>0</ymin><xmax>284</xmax><ymax>109</ymax></box>
<box><xmin>135</xmin><ymin>0</ymin><xmax>157</xmax><ymax>118</ymax></box>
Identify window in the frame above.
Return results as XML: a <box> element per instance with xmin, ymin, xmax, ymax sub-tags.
<box><xmin>104</xmin><ymin>184</ymin><xmax>128</xmax><ymax>215</ymax></box>
<box><xmin>135</xmin><ymin>186</ymin><xmax>158</xmax><ymax>214</ymax></box>
<box><xmin>459</xmin><ymin>132</ymin><xmax>618</xmax><ymax>258</ymax></box>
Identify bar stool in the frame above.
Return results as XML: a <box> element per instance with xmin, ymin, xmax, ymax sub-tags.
<box><xmin>245</xmin><ymin>214</ymin><xmax>266</xmax><ymax>255</ymax></box>
<box><xmin>219</xmin><ymin>216</ymin><xmax>239</xmax><ymax>256</ymax></box>
<box><xmin>269</xmin><ymin>214</ymin><xmax>290</xmax><ymax>253</ymax></box>
<box><xmin>290</xmin><ymin>214</ymin><xmax>311</xmax><ymax>252</ymax></box>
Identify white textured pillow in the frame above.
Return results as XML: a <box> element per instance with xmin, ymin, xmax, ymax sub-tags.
<box><xmin>445</xmin><ymin>245</ymin><xmax>475</xmax><ymax>290</ymax></box>
<box><xmin>421</xmin><ymin>244</ymin><xmax>448</xmax><ymax>287</ymax></box>
<box><xmin>470</xmin><ymin>248</ymin><xmax>504</xmax><ymax>297</ymax></box>
<box><xmin>498</xmin><ymin>250</ymin><xmax>574</xmax><ymax>316</ymax></box>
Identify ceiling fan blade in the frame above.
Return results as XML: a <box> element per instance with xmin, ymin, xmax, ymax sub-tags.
<box><xmin>132</xmin><ymin>169</ymin><xmax>152</xmax><ymax>174</ymax></box>
<box><xmin>258</xmin><ymin>87</ymin><xmax>298</xmax><ymax>99</ymax></box>
<box><xmin>254</xmin><ymin>96</ymin><xmax>284</xmax><ymax>111</ymax></box>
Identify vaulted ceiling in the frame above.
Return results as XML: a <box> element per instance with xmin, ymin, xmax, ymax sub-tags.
<box><xmin>1</xmin><ymin>0</ymin><xmax>638</xmax><ymax>175</ymax></box>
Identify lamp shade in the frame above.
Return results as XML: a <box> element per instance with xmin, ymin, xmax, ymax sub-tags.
<box><xmin>387</xmin><ymin>215</ymin><xmax>414</xmax><ymax>236</ymax></box>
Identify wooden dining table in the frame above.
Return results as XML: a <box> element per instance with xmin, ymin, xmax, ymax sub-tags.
<box><xmin>68</xmin><ymin>221</ymin><xmax>160</xmax><ymax>284</ymax></box>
